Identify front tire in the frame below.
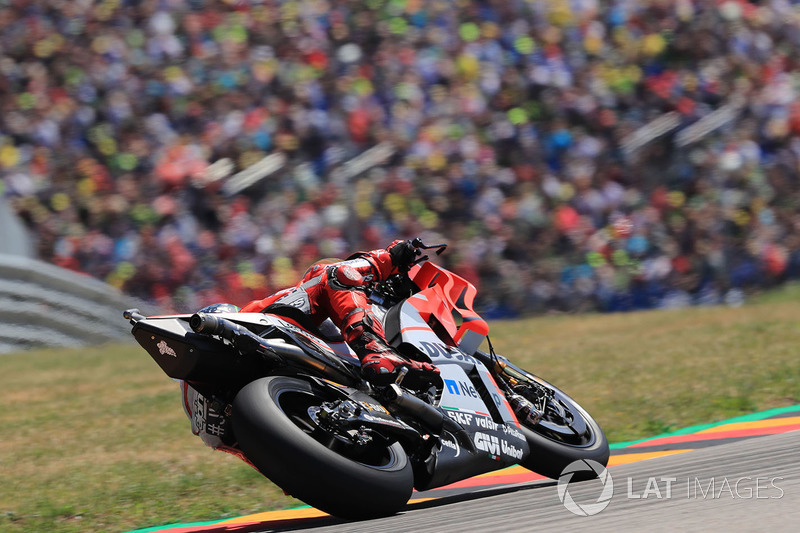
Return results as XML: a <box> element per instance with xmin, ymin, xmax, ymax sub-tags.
<box><xmin>231</xmin><ymin>376</ymin><xmax>413</xmax><ymax>519</ymax></box>
<box><xmin>517</xmin><ymin>376</ymin><xmax>609</xmax><ymax>480</ymax></box>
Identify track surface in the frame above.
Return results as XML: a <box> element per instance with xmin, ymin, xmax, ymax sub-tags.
<box><xmin>133</xmin><ymin>407</ymin><xmax>800</xmax><ymax>533</ymax></box>
<box><xmin>267</xmin><ymin>431</ymin><xmax>799</xmax><ymax>532</ymax></box>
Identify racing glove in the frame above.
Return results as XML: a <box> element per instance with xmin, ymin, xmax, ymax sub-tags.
<box><xmin>387</xmin><ymin>240</ymin><xmax>419</xmax><ymax>272</ymax></box>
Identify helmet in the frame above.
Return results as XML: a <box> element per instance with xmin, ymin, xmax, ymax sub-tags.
<box><xmin>197</xmin><ymin>302</ymin><xmax>241</xmax><ymax>313</ymax></box>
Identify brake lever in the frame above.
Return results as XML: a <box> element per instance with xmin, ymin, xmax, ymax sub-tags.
<box><xmin>411</xmin><ymin>238</ymin><xmax>447</xmax><ymax>255</ymax></box>
<box><xmin>411</xmin><ymin>254</ymin><xmax>429</xmax><ymax>266</ymax></box>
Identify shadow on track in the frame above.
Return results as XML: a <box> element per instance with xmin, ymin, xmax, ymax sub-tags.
<box><xmin>264</xmin><ymin>480</ymin><xmax>557</xmax><ymax>532</ymax></box>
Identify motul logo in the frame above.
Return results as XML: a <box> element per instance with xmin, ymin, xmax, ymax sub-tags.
<box><xmin>474</xmin><ymin>432</ymin><xmax>500</xmax><ymax>455</ymax></box>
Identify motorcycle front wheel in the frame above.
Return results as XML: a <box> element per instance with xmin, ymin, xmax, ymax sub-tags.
<box><xmin>231</xmin><ymin>376</ymin><xmax>413</xmax><ymax>519</ymax></box>
<box><xmin>512</xmin><ymin>372</ymin><xmax>609</xmax><ymax>480</ymax></box>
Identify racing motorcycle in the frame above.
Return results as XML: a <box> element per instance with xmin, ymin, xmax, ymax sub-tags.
<box><xmin>124</xmin><ymin>239</ymin><xmax>608</xmax><ymax>519</ymax></box>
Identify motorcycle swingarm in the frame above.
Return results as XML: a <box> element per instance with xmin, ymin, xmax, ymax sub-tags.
<box><xmin>303</xmin><ymin>377</ymin><xmax>423</xmax><ymax>446</ymax></box>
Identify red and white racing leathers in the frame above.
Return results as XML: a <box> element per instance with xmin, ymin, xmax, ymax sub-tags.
<box><xmin>240</xmin><ymin>241</ymin><xmax>438</xmax><ymax>381</ymax></box>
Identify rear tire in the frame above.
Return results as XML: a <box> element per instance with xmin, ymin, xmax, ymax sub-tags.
<box><xmin>231</xmin><ymin>376</ymin><xmax>413</xmax><ymax>519</ymax></box>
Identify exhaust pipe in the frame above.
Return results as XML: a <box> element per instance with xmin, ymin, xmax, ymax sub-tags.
<box><xmin>382</xmin><ymin>384</ymin><xmax>476</xmax><ymax>453</ymax></box>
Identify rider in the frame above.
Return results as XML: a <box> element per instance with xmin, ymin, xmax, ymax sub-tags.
<box><xmin>239</xmin><ymin>239</ymin><xmax>440</xmax><ymax>384</ymax></box>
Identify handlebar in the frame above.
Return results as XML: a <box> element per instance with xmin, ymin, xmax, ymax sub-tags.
<box><xmin>411</xmin><ymin>238</ymin><xmax>447</xmax><ymax>255</ymax></box>
<box><xmin>409</xmin><ymin>238</ymin><xmax>447</xmax><ymax>267</ymax></box>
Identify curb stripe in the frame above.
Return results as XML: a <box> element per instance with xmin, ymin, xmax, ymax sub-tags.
<box><xmin>628</xmin><ymin>424</ymin><xmax>800</xmax><ymax>448</ymax></box>
<box><xmin>130</xmin><ymin>404</ymin><xmax>800</xmax><ymax>533</ymax></box>
<box><xmin>695</xmin><ymin>416</ymin><xmax>800</xmax><ymax>434</ymax></box>
<box><xmin>609</xmin><ymin>404</ymin><xmax>800</xmax><ymax>449</ymax></box>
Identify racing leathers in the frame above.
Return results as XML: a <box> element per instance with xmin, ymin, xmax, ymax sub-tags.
<box><xmin>240</xmin><ymin>240</ymin><xmax>439</xmax><ymax>384</ymax></box>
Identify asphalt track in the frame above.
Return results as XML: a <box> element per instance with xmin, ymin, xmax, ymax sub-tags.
<box><xmin>134</xmin><ymin>406</ymin><xmax>800</xmax><ymax>533</ymax></box>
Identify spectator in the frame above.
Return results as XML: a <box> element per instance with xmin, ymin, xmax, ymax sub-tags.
<box><xmin>2</xmin><ymin>0</ymin><xmax>800</xmax><ymax>318</ymax></box>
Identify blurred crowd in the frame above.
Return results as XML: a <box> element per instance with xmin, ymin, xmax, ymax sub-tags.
<box><xmin>4</xmin><ymin>0</ymin><xmax>800</xmax><ymax>317</ymax></box>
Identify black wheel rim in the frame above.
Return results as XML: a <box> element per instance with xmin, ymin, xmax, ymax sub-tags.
<box><xmin>525</xmin><ymin>389</ymin><xmax>597</xmax><ymax>448</ymax></box>
<box><xmin>274</xmin><ymin>385</ymin><xmax>400</xmax><ymax>469</ymax></box>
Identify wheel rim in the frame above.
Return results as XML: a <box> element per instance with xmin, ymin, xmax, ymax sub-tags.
<box><xmin>525</xmin><ymin>389</ymin><xmax>597</xmax><ymax>448</ymax></box>
<box><xmin>273</xmin><ymin>385</ymin><xmax>401</xmax><ymax>469</ymax></box>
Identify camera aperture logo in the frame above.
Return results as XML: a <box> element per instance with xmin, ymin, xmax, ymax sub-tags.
<box><xmin>557</xmin><ymin>460</ymin><xmax>785</xmax><ymax>517</ymax></box>
<box><xmin>557</xmin><ymin>459</ymin><xmax>614</xmax><ymax>516</ymax></box>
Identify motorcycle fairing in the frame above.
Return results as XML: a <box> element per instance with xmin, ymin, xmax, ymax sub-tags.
<box><xmin>388</xmin><ymin>290</ymin><xmax>521</xmax><ymax>428</ymax></box>
<box><xmin>132</xmin><ymin>314</ymin><xmax>266</xmax><ymax>384</ymax></box>
<box><xmin>250</xmin><ymin>301</ymin><xmax>531</xmax><ymax>480</ymax></box>
<box><xmin>409</xmin><ymin>261</ymin><xmax>489</xmax><ymax>355</ymax></box>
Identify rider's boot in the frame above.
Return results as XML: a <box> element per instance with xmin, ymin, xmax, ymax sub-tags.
<box><xmin>351</xmin><ymin>330</ymin><xmax>438</xmax><ymax>384</ymax></box>
<box><xmin>341</xmin><ymin>310</ymin><xmax>438</xmax><ymax>384</ymax></box>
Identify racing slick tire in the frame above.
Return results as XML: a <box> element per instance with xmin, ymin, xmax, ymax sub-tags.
<box><xmin>231</xmin><ymin>376</ymin><xmax>413</xmax><ymax>519</ymax></box>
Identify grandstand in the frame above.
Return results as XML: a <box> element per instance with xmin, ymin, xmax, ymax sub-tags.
<box><xmin>2</xmin><ymin>0</ymin><xmax>800</xmax><ymax>329</ymax></box>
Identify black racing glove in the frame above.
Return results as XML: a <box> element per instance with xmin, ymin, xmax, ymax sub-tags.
<box><xmin>388</xmin><ymin>240</ymin><xmax>419</xmax><ymax>271</ymax></box>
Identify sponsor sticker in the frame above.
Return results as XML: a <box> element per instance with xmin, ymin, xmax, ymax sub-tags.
<box><xmin>474</xmin><ymin>431</ymin><xmax>501</xmax><ymax>460</ymax></box>
<box><xmin>446</xmin><ymin>409</ymin><xmax>500</xmax><ymax>431</ymax></box>
<box><xmin>157</xmin><ymin>340</ymin><xmax>177</xmax><ymax>357</ymax></box>
<box><xmin>474</xmin><ymin>431</ymin><xmax>524</xmax><ymax>461</ymax></box>
<box><xmin>503</xmin><ymin>425</ymin><xmax>526</xmax><ymax>441</ymax></box>
<box><xmin>440</xmin><ymin>436</ymin><xmax>461</xmax><ymax>457</ymax></box>
<box><xmin>358</xmin><ymin>401</ymin><xmax>389</xmax><ymax>414</ymax></box>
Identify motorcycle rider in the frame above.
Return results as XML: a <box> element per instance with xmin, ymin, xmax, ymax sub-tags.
<box><xmin>182</xmin><ymin>239</ymin><xmax>440</xmax><ymax>449</ymax></box>
<box><xmin>239</xmin><ymin>239</ymin><xmax>440</xmax><ymax>384</ymax></box>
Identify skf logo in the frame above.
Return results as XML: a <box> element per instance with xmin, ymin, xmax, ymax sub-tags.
<box><xmin>474</xmin><ymin>432</ymin><xmax>501</xmax><ymax>456</ymax></box>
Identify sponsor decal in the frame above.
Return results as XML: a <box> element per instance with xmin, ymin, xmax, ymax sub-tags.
<box><xmin>475</xmin><ymin>415</ymin><xmax>498</xmax><ymax>431</ymax></box>
<box><xmin>192</xmin><ymin>395</ymin><xmax>227</xmax><ymax>438</ymax></box>
<box><xmin>474</xmin><ymin>431</ymin><xmax>501</xmax><ymax>458</ymax></box>
<box><xmin>358</xmin><ymin>401</ymin><xmax>389</xmax><ymax>414</ymax></box>
<box><xmin>490</xmin><ymin>392</ymin><xmax>503</xmax><ymax>408</ymax></box>
<box><xmin>157</xmin><ymin>340</ymin><xmax>177</xmax><ymax>358</ymax></box>
<box><xmin>501</xmin><ymin>439</ymin><xmax>524</xmax><ymax>460</ymax></box>
<box><xmin>418</xmin><ymin>341</ymin><xmax>477</xmax><ymax>364</ymax></box>
<box><xmin>341</xmin><ymin>265</ymin><xmax>361</xmax><ymax>281</ymax></box>
<box><xmin>502</xmin><ymin>425</ymin><xmax>526</xmax><ymax>441</ymax></box>
<box><xmin>440</xmin><ymin>436</ymin><xmax>461</xmax><ymax>457</ymax></box>
<box><xmin>446</xmin><ymin>410</ymin><xmax>474</xmax><ymax>425</ymax></box>
<box><xmin>443</xmin><ymin>378</ymin><xmax>479</xmax><ymax>399</ymax></box>
<box><xmin>359</xmin><ymin>412</ymin><xmax>406</xmax><ymax>429</ymax></box>
<box><xmin>287</xmin><ymin>297</ymin><xmax>307</xmax><ymax>308</ymax></box>
<box><xmin>474</xmin><ymin>431</ymin><xmax>524</xmax><ymax>461</ymax></box>
<box><xmin>445</xmin><ymin>410</ymin><xmax>499</xmax><ymax>431</ymax></box>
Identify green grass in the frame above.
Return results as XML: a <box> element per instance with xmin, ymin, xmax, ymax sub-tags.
<box><xmin>0</xmin><ymin>344</ymin><xmax>299</xmax><ymax>533</ymax></box>
<box><xmin>3</xmin><ymin>284</ymin><xmax>800</xmax><ymax>532</ymax></box>
<box><xmin>488</xmin><ymin>283</ymin><xmax>800</xmax><ymax>442</ymax></box>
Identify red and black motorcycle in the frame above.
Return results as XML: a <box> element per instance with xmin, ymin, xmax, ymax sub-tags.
<box><xmin>125</xmin><ymin>240</ymin><xmax>608</xmax><ymax>518</ymax></box>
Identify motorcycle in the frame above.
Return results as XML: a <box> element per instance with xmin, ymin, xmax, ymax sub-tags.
<box><xmin>124</xmin><ymin>240</ymin><xmax>608</xmax><ymax>519</ymax></box>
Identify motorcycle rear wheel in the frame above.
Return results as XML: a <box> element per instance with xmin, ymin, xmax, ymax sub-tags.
<box><xmin>515</xmin><ymin>374</ymin><xmax>609</xmax><ymax>480</ymax></box>
<box><xmin>231</xmin><ymin>376</ymin><xmax>413</xmax><ymax>519</ymax></box>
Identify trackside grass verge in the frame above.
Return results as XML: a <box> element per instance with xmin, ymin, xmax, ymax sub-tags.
<box><xmin>3</xmin><ymin>284</ymin><xmax>800</xmax><ymax>532</ymax></box>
